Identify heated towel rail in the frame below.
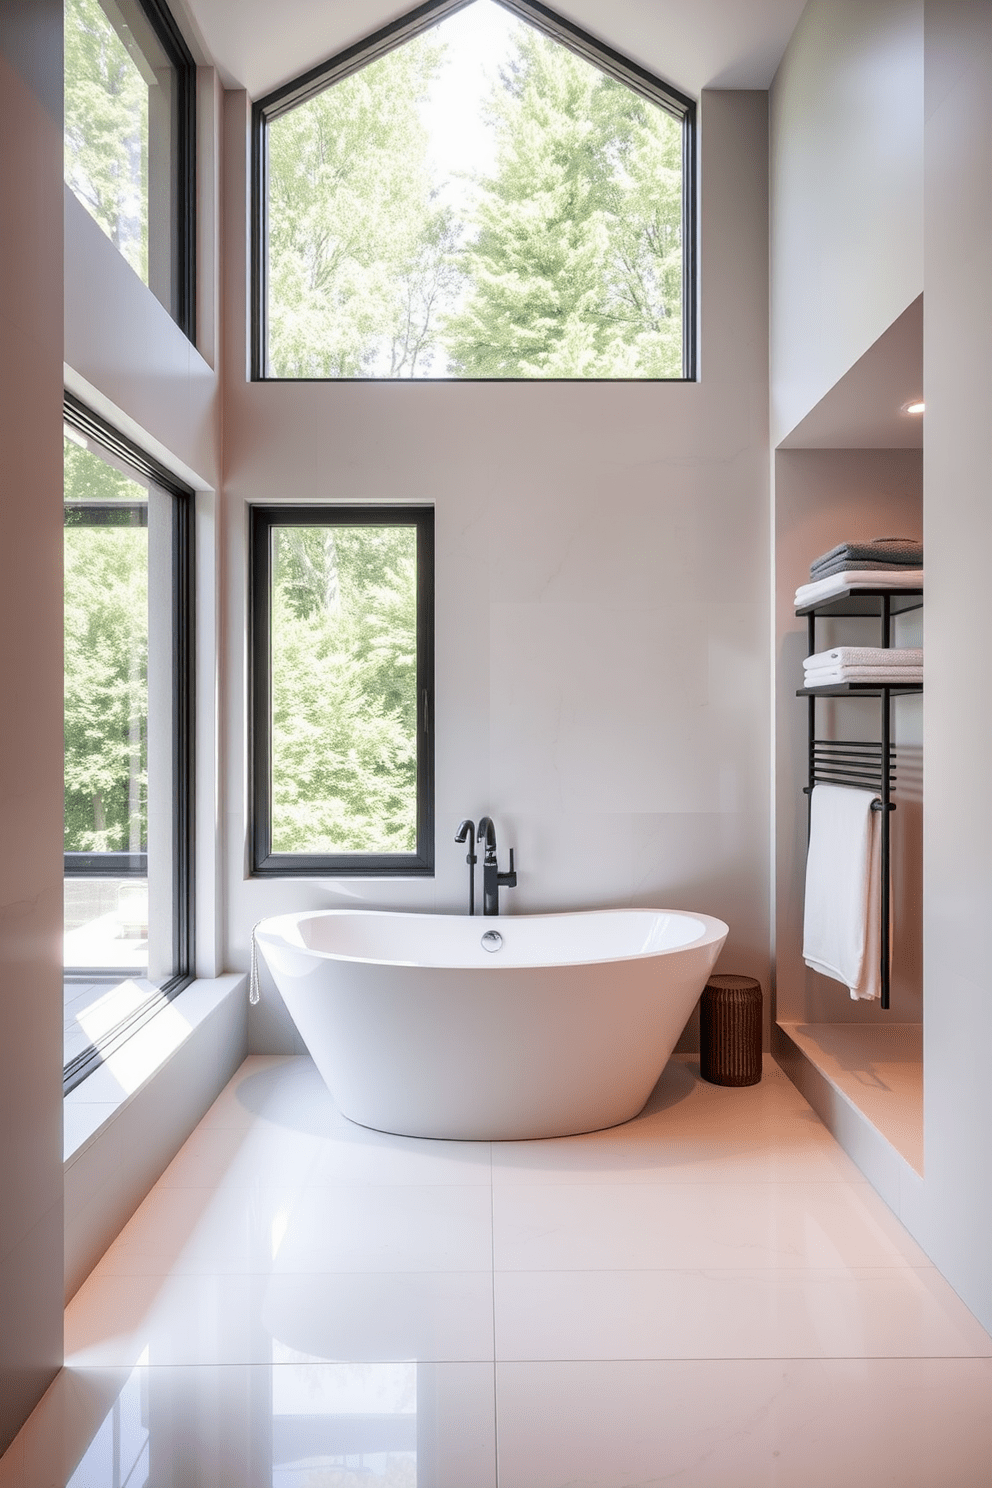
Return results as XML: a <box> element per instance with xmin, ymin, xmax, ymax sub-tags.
<box><xmin>796</xmin><ymin>587</ymin><xmax>923</xmax><ymax>1010</ymax></box>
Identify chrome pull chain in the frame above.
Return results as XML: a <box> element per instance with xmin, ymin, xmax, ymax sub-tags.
<box><xmin>249</xmin><ymin>922</ymin><xmax>262</xmax><ymax>1005</ymax></box>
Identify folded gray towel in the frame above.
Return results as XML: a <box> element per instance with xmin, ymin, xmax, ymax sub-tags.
<box><xmin>811</xmin><ymin>537</ymin><xmax>922</xmax><ymax>574</ymax></box>
<box><xmin>809</xmin><ymin>556</ymin><xmax>924</xmax><ymax>580</ymax></box>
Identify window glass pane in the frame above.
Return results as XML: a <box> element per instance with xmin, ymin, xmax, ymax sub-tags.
<box><xmin>64</xmin><ymin>0</ymin><xmax>179</xmax><ymax>317</ymax></box>
<box><xmin>64</xmin><ymin>446</ymin><xmax>147</xmax><ymax>864</ymax></box>
<box><xmin>63</xmin><ymin>429</ymin><xmax>182</xmax><ymax>1075</ymax></box>
<box><xmin>265</xmin><ymin>0</ymin><xmax>684</xmax><ymax>380</ymax></box>
<box><xmin>270</xmin><ymin>525</ymin><xmax>419</xmax><ymax>854</ymax></box>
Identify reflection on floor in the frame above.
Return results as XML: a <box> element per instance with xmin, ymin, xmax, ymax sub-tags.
<box><xmin>780</xmin><ymin>1021</ymin><xmax>924</xmax><ymax>1173</ymax></box>
<box><xmin>3</xmin><ymin>1054</ymin><xmax>991</xmax><ymax>1486</ymax></box>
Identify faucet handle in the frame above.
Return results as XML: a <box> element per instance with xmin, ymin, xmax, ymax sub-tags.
<box><xmin>498</xmin><ymin>847</ymin><xmax>517</xmax><ymax>889</ymax></box>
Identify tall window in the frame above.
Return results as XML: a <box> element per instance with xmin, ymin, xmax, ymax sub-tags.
<box><xmin>64</xmin><ymin>0</ymin><xmax>196</xmax><ymax>337</ymax></box>
<box><xmin>250</xmin><ymin>507</ymin><xmax>434</xmax><ymax>876</ymax></box>
<box><xmin>252</xmin><ymin>0</ymin><xmax>695</xmax><ymax>381</ymax></box>
<box><xmin>63</xmin><ymin>398</ymin><xmax>194</xmax><ymax>1090</ymax></box>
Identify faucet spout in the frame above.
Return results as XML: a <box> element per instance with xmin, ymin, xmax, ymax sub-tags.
<box><xmin>476</xmin><ymin>817</ymin><xmax>517</xmax><ymax>915</ymax></box>
<box><xmin>477</xmin><ymin>816</ymin><xmax>497</xmax><ymax>854</ymax></box>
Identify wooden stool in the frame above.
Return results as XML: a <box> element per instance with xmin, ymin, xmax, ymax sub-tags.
<box><xmin>700</xmin><ymin>974</ymin><xmax>762</xmax><ymax>1086</ymax></box>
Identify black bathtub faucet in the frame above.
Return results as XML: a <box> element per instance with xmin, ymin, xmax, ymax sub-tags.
<box><xmin>454</xmin><ymin>819</ymin><xmax>477</xmax><ymax>916</ymax></box>
<box><xmin>476</xmin><ymin>817</ymin><xmax>517</xmax><ymax>916</ymax></box>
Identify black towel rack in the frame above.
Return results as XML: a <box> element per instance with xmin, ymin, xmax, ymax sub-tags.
<box><xmin>795</xmin><ymin>586</ymin><xmax>923</xmax><ymax>1010</ymax></box>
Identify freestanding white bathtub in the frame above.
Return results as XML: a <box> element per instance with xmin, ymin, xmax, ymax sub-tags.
<box><xmin>255</xmin><ymin>907</ymin><xmax>728</xmax><ymax>1140</ymax></box>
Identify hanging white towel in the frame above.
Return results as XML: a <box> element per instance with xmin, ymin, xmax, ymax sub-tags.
<box><xmin>803</xmin><ymin>784</ymin><xmax>883</xmax><ymax>1001</ymax></box>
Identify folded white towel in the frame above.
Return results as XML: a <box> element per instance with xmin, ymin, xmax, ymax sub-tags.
<box><xmin>803</xmin><ymin>784</ymin><xmax>883</xmax><ymax>1001</ymax></box>
<box><xmin>804</xmin><ymin>665</ymin><xmax>923</xmax><ymax>686</ymax></box>
<box><xmin>805</xmin><ymin>647</ymin><xmax>922</xmax><ymax>670</ymax></box>
<box><xmin>795</xmin><ymin>570</ymin><xmax>924</xmax><ymax>608</ymax></box>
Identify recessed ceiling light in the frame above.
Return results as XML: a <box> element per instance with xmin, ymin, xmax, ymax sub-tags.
<box><xmin>902</xmin><ymin>400</ymin><xmax>925</xmax><ymax>416</ymax></box>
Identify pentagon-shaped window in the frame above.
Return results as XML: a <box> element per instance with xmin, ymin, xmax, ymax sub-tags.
<box><xmin>253</xmin><ymin>0</ymin><xmax>695</xmax><ymax>380</ymax></box>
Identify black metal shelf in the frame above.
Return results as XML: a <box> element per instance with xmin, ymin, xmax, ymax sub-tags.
<box><xmin>797</xmin><ymin>583</ymin><xmax>923</xmax><ymax>1011</ymax></box>
<box><xmin>795</xmin><ymin>586</ymin><xmax>923</xmax><ymax>618</ymax></box>
<box><xmin>797</xmin><ymin>682</ymin><xmax>923</xmax><ymax>697</ymax></box>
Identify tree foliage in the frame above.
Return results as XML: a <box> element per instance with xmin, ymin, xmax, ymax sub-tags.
<box><xmin>265</xmin><ymin>7</ymin><xmax>684</xmax><ymax>379</ymax></box>
<box><xmin>445</xmin><ymin>28</ymin><xmax>683</xmax><ymax>377</ymax></box>
<box><xmin>64</xmin><ymin>0</ymin><xmax>149</xmax><ymax>282</ymax></box>
<box><xmin>62</xmin><ymin>451</ymin><xmax>421</xmax><ymax>862</ymax></box>
<box><xmin>64</xmin><ymin>442</ymin><xmax>148</xmax><ymax>853</ymax></box>
<box><xmin>267</xmin><ymin>37</ymin><xmax>459</xmax><ymax>377</ymax></box>
<box><xmin>270</xmin><ymin>526</ymin><xmax>419</xmax><ymax>853</ymax></box>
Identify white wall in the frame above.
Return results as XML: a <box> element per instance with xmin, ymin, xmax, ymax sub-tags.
<box><xmin>0</xmin><ymin>0</ymin><xmax>65</xmax><ymax>1450</ymax></box>
<box><xmin>919</xmin><ymin>0</ymin><xmax>992</xmax><ymax>1332</ymax></box>
<box><xmin>63</xmin><ymin>188</ymin><xmax>219</xmax><ymax>494</ymax></box>
<box><xmin>222</xmin><ymin>89</ymin><xmax>773</xmax><ymax>1053</ymax></box>
<box><xmin>770</xmin><ymin>0</ymin><xmax>923</xmax><ymax>445</ymax></box>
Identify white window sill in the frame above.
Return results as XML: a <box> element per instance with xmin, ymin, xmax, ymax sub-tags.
<box><xmin>64</xmin><ymin>973</ymin><xmax>248</xmax><ymax>1168</ymax></box>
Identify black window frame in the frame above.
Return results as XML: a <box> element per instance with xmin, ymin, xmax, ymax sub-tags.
<box><xmin>63</xmin><ymin>392</ymin><xmax>196</xmax><ymax>1093</ymax></box>
<box><xmin>65</xmin><ymin>0</ymin><xmax>198</xmax><ymax>341</ymax></box>
<box><xmin>249</xmin><ymin>504</ymin><xmax>436</xmax><ymax>877</ymax></box>
<box><xmin>143</xmin><ymin>0</ymin><xmax>198</xmax><ymax>342</ymax></box>
<box><xmin>250</xmin><ymin>0</ymin><xmax>697</xmax><ymax>383</ymax></box>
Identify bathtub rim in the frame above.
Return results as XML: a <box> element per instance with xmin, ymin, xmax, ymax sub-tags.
<box><xmin>254</xmin><ymin>905</ymin><xmax>729</xmax><ymax>972</ymax></box>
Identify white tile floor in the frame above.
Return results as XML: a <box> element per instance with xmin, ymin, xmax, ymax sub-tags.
<box><xmin>4</xmin><ymin>1053</ymin><xmax>992</xmax><ymax>1486</ymax></box>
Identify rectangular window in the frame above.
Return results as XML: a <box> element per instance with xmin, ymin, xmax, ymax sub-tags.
<box><xmin>64</xmin><ymin>0</ymin><xmax>196</xmax><ymax>338</ymax></box>
<box><xmin>250</xmin><ymin>507</ymin><xmax>434</xmax><ymax>875</ymax></box>
<box><xmin>63</xmin><ymin>397</ymin><xmax>194</xmax><ymax>1091</ymax></box>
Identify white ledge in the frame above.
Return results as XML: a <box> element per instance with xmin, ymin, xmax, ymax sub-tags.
<box><xmin>64</xmin><ymin>973</ymin><xmax>248</xmax><ymax>1167</ymax></box>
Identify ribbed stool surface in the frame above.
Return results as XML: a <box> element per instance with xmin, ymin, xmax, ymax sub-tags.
<box><xmin>700</xmin><ymin>974</ymin><xmax>762</xmax><ymax>1086</ymax></box>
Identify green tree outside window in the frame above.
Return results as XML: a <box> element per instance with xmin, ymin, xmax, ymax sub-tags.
<box><xmin>64</xmin><ymin>0</ymin><xmax>149</xmax><ymax>284</ymax></box>
<box><xmin>64</xmin><ymin>441</ymin><xmax>148</xmax><ymax>854</ymax></box>
<box><xmin>265</xmin><ymin>1</ymin><xmax>685</xmax><ymax>380</ymax></box>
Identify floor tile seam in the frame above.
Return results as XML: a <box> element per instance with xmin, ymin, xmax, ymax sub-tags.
<box><xmin>489</xmin><ymin>1144</ymin><xmax>867</xmax><ymax>1154</ymax></box>
<box><xmin>489</xmin><ymin>1262</ymin><xmax>942</xmax><ymax>1277</ymax></box>
<box><xmin>488</xmin><ymin>1148</ymin><xmax>869</xmax><ymax>1157</ymax></box>
<box><xmin>488</xmin><ymin>1261</ymin><xmax>929</xmax><ymax>1275</ymax></box>
<box><xmin>72</xmin><ymin>1266</ymin><xmax>500</xmax><ymax>1280</ymax></box>
<box><xmin>489</xmin><ymin>1353</ymin><xmax>992</xmax><ymax>1366</ymax></box>
<box><xmin>89</xmin><ymin>1262</ymin><xmax>932</xmax><ymax>1279</ymax></box>
<box><xmin>487</xmin><ymin>1176</ymin><xmax>874</xmax><ymax>1187</ymax></box>
<box><xmin>85</xmin><ymin>1265</ymin><xmax>502</xmax><ymax>1280</ymax></box>
<box><xmin>62</xmin><ymin>1354</ymin><xmax>992</xmax><ymax>1376</ymax></box>
<box><xmin>487</xmin><ymin>1178</ymin><xmax>875</xmax><ymax>1189</ymax></box>
<box><xmin>67</xmin><ymin>1349</ymin><xmax>992</xmax><ymax>1371</ymax></box>
<box><xmin>147</xmin><ymin>1179</ymin><xmax>498</xmax><ymax>1189</ymax></box>
<box><xmin>67</xmin><ymin>1356</ymin><xmax>503</xmax><ymax>1369</ymax></box>
<box><xmin>153</xmin><ymin>1180</ymin><xmax>499</xmax><ymax>1191</ymax></box>
<box><xmin>72</xmin><ymin>1273</ymin><xmax>499</xmax><ymax>1297</ymax></box>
